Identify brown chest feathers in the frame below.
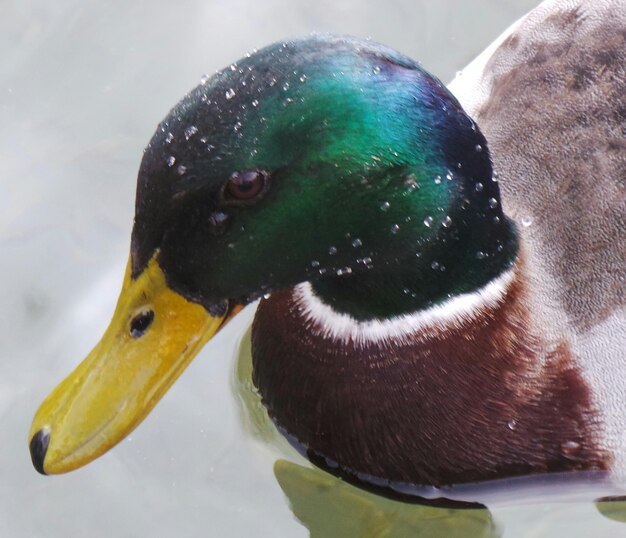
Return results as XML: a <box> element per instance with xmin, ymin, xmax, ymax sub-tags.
<box><xmin>251</xmin><ymin>264</ymin><xmax>609</xmax><ymax>488</ymax></box>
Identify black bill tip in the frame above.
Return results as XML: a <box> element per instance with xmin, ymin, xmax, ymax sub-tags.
<box><xmin>29</xmin><ymin>428</ymin><xmax>50</xmax><ymax>475</ymax></box>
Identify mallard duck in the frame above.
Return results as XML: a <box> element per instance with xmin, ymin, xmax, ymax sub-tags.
<box><xmin>29</xmin><ymin>0</ymin><xmax>625</xmax><ymax>493</ymax></box>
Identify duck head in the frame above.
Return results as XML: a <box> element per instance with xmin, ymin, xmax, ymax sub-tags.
<box><xmin>30</xmin><ymin>36</ymin><xmax>516</xmax><ymax>474</ymax></box>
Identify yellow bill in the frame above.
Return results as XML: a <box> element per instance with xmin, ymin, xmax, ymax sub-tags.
<box><xmin>29</xmin><ymin>254</ymin><xmax>241</xmax><ymax>474</ymax></box>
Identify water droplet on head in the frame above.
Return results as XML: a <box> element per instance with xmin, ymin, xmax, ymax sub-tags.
<box><xmin>184</xmin><ymin>125</ymin><xmax>198</xmax><ymax>140</ymax></box>
<box><xmin>476</xmin><ymin>251</ymin><xmax>486</xmax><ymax>260</ymax></box>
<box><xmin>431</xmin><ymin>261</ymin><xmax>440</xmax><ymax>271</ymax></box>
<box><xmin>380</xmin><ymin>201</ymin><xmax>390</xmax><ymax>211</ymax></box>
<box><xmin>475</xmin><ymin>182</ymin><xmax>484</xmax><ymax>192</ymax></box>
<box><xmin>251</xmin><ymin>99</ymin><xmax>259</xmax><ymax>108</ymax></box>
<box><xmin>507</xmin><ymin>419</ymin><xmax>517</xmax><ymax>431</ymax></box>
<box><xmin>372</xmin><ymin>65</ymin><xmax>381</xmax><ymax>75</ymax></box>
<box><xmin>225</xmin><ymin>88</ymin><xmax>236</xmax><ymax>100</ymax></box>
<box><xmin>404</xmin><ymin>174</ymin><xmax>419</xmax><ymax>192</ymax></box>
<box><xmin>165</xmin><ymin>132</ymin><xmax>174</xmax><ymax>144</ymax></box>
<box><xmin>299</xmin><ymin>74</ymin><xmax>307</xmax><ymax>82</ymax></box>
<box><xmin>328</xmin><ymin>246</ymin><xmax>337</xmax><ymax>255</ymax></box>
<box><xmin>423</xmin><ymin>216</ymin><xmax>433</xmax><ymax>228</ymax></box>
<box><xmin>310</xmin><ymin>260</ymin><xmax>320</xmax><ymax>268</ymax></box>
<box><xmin>208</xmin><ymin>211</ymin><xmax>230</xmax><ymax>232</ymax></box>
<box><xmin>521</xmin><ymin>216</ymin><xmax>533</xmax><ymax>227</ymax></box>
<box><xmin>390</xmin><ymin>224</ymin><xmax>400</xmax><ymax>234</ymax></box>
<box><xmin>351</xmin><ymin>238</ymin><xmax>362</xmax><ymax>248</ymax></box>
<box><xmin>488</xmin><ymin>198</ymin><xmax>498</xmax><ymax>209</ymax></box>
<box><xmin>475</xmin><ymin>144</ymin><xmax>483</xmax><ymax>152</ymax></box>
<box><xmin>446</xmin><ymin>171</ymin><xmax>454</xmax><ymax>181</ymax></box>
<box><xmin>442</xmin><ymin>216</ymin><xmax>452</xmax><ymax>228</ymax></box>
<box><xmin>176</xmin><ymin>164</ymin><xmax>187</xmax><ymax>176</ymax></box>
<box><xmin>434</xmin><ymin>175</ymin><xmax>442</xmax><ymax>185</ymax></box>
<box><xmin>200</xmin><ymin>74</ymin><xmax>210</xmax><ymax>85</ymax></box>
<box><xmin>166</xmin><ymin>156</ymin><xmax>176</xmax><ymax>167</ymax></box>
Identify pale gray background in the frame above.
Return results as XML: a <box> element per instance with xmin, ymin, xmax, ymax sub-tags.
<box><xmin>0</xmin><ymin>1</ymin><xmax>582</xmax><ymax>537</ymax></box>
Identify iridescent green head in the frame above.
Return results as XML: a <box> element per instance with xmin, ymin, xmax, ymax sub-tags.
<box><xmin>132</xmin><ymin>35</ymin><xmax>516</xmax><ymax>318</ymax></box>
<box><xmin>30</xmin><ymin>35</ymin><xmax>519</xmax><ymax>476</ymax></box>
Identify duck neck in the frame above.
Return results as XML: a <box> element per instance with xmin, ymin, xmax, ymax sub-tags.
<box><xmin>311</xmin><ymin>212</ymin><xmax>519</xmax><ymax>321</ymax></box>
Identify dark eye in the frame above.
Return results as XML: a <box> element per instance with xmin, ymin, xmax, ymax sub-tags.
<box><xmin>130</xmin><ymin>309</ymin><xmax>154</xmax><ymax>338</ymax></box>
<box><xmin>223</xmin><ymin>169</ymin><xmax>269</xmax><ymax>204</ymax></box>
